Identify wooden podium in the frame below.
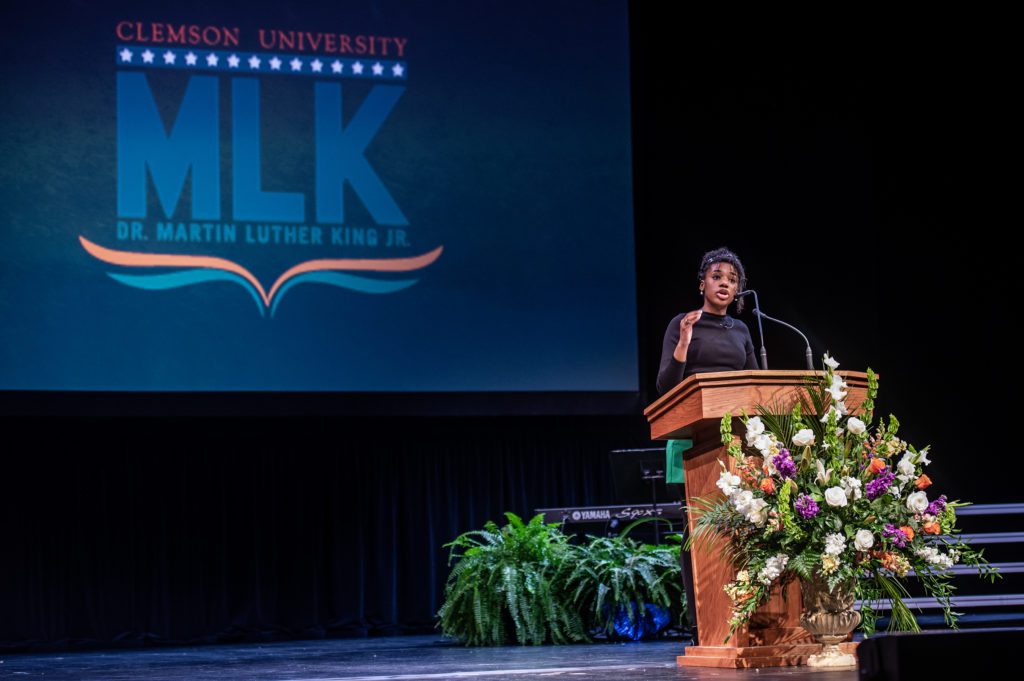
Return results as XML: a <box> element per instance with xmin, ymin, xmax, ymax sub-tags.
<box><xmin>644</xmin><ymin>369</ymin><xmax>870</xmax><ymax>668</ymax></box>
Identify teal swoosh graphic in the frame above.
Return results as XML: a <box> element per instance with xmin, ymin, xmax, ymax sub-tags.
<box><xmin>270</xmin><ymin>272</ymin><xmax>418</xmax><ymax>316</ymax></box>
<box><xmin>108</xmin><ymin>270</ymin><xmax>265</xmax><ymax>315</ymax></box>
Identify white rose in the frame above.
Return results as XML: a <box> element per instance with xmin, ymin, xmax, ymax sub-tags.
<box><xmin>854</xmin><ymin>529</ymin><xmax>874</xmax><ymax>551</ymax></box>
<box><xmin>793</xmin><ymin>429</ymin><xmax>815</xmax><ymax>446</ymax></box>
<box><xmin>906</xmin><ymin>491</ymin><xmax>929</xmax><ymax>514</ymax></box>
<box><xmin>824</xmin><ymin>486</ymin><xmax>848</xmax><ymax>507</ymax></box>
<box><xmin>847</xmin><ymin>417</ymin><xmax>866</xmax><ymax>435</ymax></box>
<box><xmin>823</xmin><ymin>353</ymin><xmax>840</xmax><ymax>370</ymax></box>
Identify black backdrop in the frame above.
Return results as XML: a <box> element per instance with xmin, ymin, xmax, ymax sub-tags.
<box><xmin>2</xmin><ymin>11</ymin><xmax>1018</xmax><ymax>649</ymax></box>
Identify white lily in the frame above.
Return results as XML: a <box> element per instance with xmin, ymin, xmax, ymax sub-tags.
<box><xmin>815</xmin><ymin>458</ymin><xmax>833</xmax><ymax>486</ymax></box>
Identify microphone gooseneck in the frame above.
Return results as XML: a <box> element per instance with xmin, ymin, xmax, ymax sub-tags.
<box><xmin>751</xmin><ymin>306</ymin><xmax>814</xmax><ymax>370</ymax></box>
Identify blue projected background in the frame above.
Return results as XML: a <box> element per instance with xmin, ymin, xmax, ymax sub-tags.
<box><xmin>0</xmin><ymin>1</ymin><xmax>637</xmax><ymax>392</ymax></box>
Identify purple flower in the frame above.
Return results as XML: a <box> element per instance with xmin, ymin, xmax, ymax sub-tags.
<box><xmin>795</xmin><ymin>494</ymin><xmax>819</xmax><ymax>519</ymax></box>
<box><xmin>926</xmin><ymin>495</ymin><xmax>948</xmax><ymax>516</ymax></box>
<box><xmin>865</xmin><ymin>469</ymin><xmax>896</xmax><ymax>501</ymax></box>
<box><xmin>773</xmin><ymin>449</ymin><xmax>797</xmax><ymax>479</ymax></box>
<box><xmin>883</xmin><ymin>523</ymin><xmax>909</xmax><ymax>548</ymax></box>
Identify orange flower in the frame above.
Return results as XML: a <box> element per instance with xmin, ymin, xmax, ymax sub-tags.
<box><xmin>900</xmin><ymin>525</ymin><xmax>915</xmax><ymax>541</ymax></box>
<box><xmin>923</xmin><ymin>521</ymin><xmax>941</xmax><ymax>535</ymax></box>
<box><xmin>760</xmin><ymin>478</ymin><xmax>776</xmax><ymax>495</ymax></box>
<box><xmin>867</xmin><ymin>458</ymin><xmax>887</xmax><ymax>475</ymax></box>
<box><xmin>877</xmin><ymin>551</ymin><xmax>910</xmax><ymax>576</ymax></box>
<box><xmin>915</xmin><ymin>474</ymin><xmax>932</xmax><ymax>490</ymax></box>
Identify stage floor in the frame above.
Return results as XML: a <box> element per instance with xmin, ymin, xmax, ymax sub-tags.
<box><xmin>0</xmin><ymin>635</ymin><xmax>860</xmax><ymax>680</ymax></box>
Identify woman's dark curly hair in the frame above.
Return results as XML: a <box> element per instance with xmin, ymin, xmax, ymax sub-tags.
<box><xmin>698</xmin><ymin>247</ymin><xmax>748</xmax><ymax>314</ymax></box>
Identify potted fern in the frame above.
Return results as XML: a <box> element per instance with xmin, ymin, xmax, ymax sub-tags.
<box><xmin>561</xmin><ymin>526</ymin><xmax>686</xmax><ymax>640</ymax></box>
<box><xmin>438</xmin><ymin>512</ymin><xmax>588</xmax><ymax>645</ymax></box>
<box><xmin>439</xmin><ymin>514</ymin><xmax>687</xmax><ymax>645</ymax></box>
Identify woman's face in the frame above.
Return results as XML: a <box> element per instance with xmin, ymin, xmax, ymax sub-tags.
<box><xmin>702</xmin><ymin>262</ymin><xmax>739</xmax><ymax>308</ymax></box>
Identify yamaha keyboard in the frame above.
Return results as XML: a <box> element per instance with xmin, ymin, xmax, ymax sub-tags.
<box><xmin>536</xmin><ymin>503</ymin><xmax>685</xmax><ymax>525</ymax></box>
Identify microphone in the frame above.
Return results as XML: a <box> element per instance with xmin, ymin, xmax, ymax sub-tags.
<box><xmin>736</xmin><ymin>290</ymin><xmax>767</xmax><ymax>369</ymax></box>
<box><xmin>750</xmin><ymin>304</ymin><xmax>815</xmax><ymax>370</ymax></box>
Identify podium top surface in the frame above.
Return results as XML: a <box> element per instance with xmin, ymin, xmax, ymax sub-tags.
<box><xmin>643</xmin><ymin>369</ymin><xmax>871</xmax><ymax>440</ymax></box>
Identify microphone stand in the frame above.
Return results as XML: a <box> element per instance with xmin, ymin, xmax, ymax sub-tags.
<box><xmin>738</xmin><ymin>290</ymin><xmax>768</xmax><ymax>369</ymax></box>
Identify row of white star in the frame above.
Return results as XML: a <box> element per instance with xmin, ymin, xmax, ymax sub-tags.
<box><xmin>117</xmin><ymin>47</ymin><xmax>405</xmax><ymax>77</ymax></box>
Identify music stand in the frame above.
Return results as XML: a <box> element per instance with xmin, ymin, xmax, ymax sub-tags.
<box><xmin>608</xmin><ymin>447</ymin><xmax>681</xmax><ymax>543</ymax></box>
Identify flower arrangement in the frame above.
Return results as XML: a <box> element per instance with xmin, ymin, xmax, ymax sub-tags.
<box><xmin>689</xmin><ymin>354</ymin><xmax>998</xmax><ymax>639</ymax></box>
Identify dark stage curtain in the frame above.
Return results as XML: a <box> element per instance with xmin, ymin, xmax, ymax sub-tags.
<box><xmin>0</xmin><ymin>415</ymin><xmax>648</xmax><ymax>650</ymax></box>
<box><xmin>4</xmin><ymin>9</ymin><xmax>1018</xmax><ymax>654</ymax></box>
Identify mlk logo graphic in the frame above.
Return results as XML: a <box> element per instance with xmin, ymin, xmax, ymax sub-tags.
<box><xmin>83</xmin><ymin>28</ymin><xmax>441</xmax><ymax>317</ymax></box>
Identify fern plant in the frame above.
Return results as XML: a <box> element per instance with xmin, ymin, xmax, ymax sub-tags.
<box><xmin>437</xmin><ymin>512</ymin><xmax>588</xmax><ymax>646</ymax></box>
<box><xmin>560</xmin><ymin>524</ymin><xmax>686</xmax><ymax>637</ymax></box>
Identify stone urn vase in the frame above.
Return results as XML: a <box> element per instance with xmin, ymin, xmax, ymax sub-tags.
<box><xmin>798</xmin><ymin>574</ymin><xmax>860</xmax><ymax>668</ymax></box>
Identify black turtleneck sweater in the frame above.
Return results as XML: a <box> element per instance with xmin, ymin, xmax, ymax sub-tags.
<box><xmin>656</xmin><ymin>311</ymin><xmax>759</xmax><ymax>395</ymax></box>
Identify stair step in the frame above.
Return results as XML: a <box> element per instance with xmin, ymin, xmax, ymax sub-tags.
<box><xmin>908</xmin><ymin>561</ymin><xmax>1024</xmax><ymax>576</ymax></box>
<box><xmin>956</xmin><ymin>504</ymin><xmax>1024</xmax><ymax>516</ymax></box>
<box><xmin>950</xmin><ymin>532</ymin><xmax>1024</xmax><ymax>544</ymax></box>
<box><xmin>857</xmin><ymin>594</ymin><xmax>1024</xmax><ymax>611</ymax></box>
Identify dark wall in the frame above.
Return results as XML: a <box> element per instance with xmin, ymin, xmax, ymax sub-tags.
<box><xmin>631</xmin><ymin>19</ymin><xmax>1017</xmax><ymax>506</ymax></box>
<box><xmin>2</xmin><ymin>13</ymin><xmax>1018</xmax><ymax>649</ymax></box>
